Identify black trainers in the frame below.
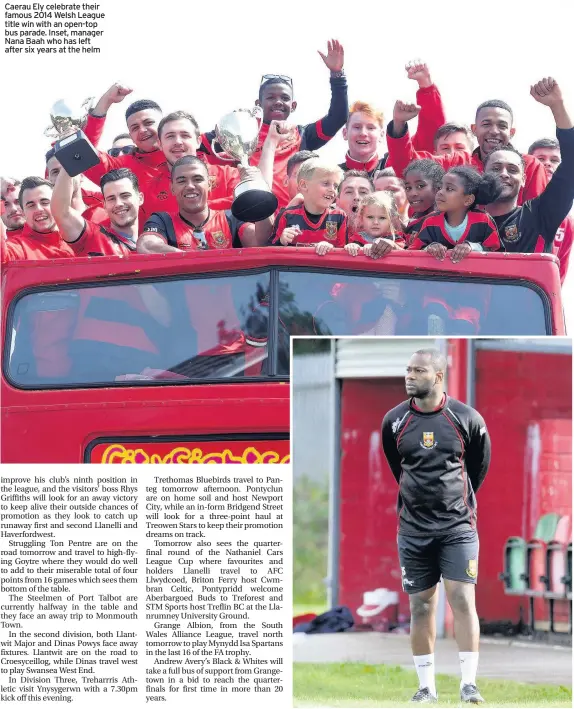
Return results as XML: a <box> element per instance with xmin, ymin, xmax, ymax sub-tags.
<box><xmin>410</xmin><ymin>687</ymin><xmax>438</xmax><ymax>703</ymax></box>
<box><xmin>460</xmin><ymin>684</ymin><xmax>485</xmax><ymax>703</ymax></box>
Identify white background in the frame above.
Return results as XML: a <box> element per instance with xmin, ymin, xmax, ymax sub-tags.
<box><xmin>2</xmin><ymin>0</ymin><xmax>572</xmax><ymax>321</ymax></box>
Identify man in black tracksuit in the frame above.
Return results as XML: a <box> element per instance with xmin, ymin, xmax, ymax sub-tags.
<box><xmin>382</xmin><ymin>348</ymin><xmax>491</xmax><ymax>704</ymax></box>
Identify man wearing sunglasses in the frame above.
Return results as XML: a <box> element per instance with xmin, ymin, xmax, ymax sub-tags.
<box><xmin>108</xmin><ymin>134</ymin><xmax>136</xmax><ymax>157</ymax></box>
<box><xmin>199</xmin><ymin>40</ymin><xmax>349</xmax><ymax>210</ymax></box>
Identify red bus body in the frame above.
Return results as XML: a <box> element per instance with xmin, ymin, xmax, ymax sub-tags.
<box><xmin>1</xmin><ymin>248</ymin><xmax>564</xmax><ymax>464</ymax></box>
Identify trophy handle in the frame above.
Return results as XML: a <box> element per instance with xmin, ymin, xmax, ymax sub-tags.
<box><xmin>81</xmin><ymin>96</ymin><xmax>95</xmax><ymax>112</ymax></box>
<box><xmin>44</xmin><ymin>125</ymin><xmax>60</xmax><ymax>139</ymax></box>
<box><xmin>210</xmin><ymin>139</ymin><xmax>239</xmax><ymax>165</ymax></box>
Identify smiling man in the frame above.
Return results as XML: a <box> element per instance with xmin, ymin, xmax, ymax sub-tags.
<box><xmin>1</xmin><ymin>177</ymin><xmax>73</xmax><ymax>262</ymax></box>
<box><xmin>382</xmin><ymin>348</ymin><xmax>491</xmax><ymax>704</ymax></box>
<box><xmin>484</xmin><ymin>77</ymin><xmax>574</xmax><ymax>255</ymax></box>
<box><xmin>198</xmin><ymin>40</ymin><xmax>349</xmax><ymax>209</ymax></box>
<box><xmin>139</xmin><ymin>111</ymin><xmax>241</xmax><ymax>221</ymax></box>
<box><xmin>81</xmin><ymin>82</ymin><xmax>167</xmax><ymax>189</ymax></box>
<box><xmin>52</xmin><ymin>167</ymin><xmax>143</xmax><ymax>256</ymax></box>
<box><xmin>386</xmin><ymin>98</ymin><xmax>548</xmax><ymax>205</ymax></box>
<box><xmin>137</xmin><ymin>156</ymin><xmax>272</xmax><ymax>253</ymax></box>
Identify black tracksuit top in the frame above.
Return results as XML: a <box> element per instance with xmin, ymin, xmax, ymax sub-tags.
<box><xmin>381</xmin><ymin>395</ymin><xmax>491</xmax><ymax>537</ymax></box>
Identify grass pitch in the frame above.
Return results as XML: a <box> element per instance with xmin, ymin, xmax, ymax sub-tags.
<box><xmin>293</xmin><ymin>662</ymin><xmax>572</xmax><ymax>707</ymax></box>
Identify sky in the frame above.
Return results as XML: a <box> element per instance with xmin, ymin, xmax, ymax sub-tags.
<box><xmin>2</xmin><ymin>0</ymin><xmax>573</xmax><ymax>330</ymax></box>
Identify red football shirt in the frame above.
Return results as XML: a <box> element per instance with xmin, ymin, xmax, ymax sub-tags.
<box><xmin>69</xmin><ymin>219</ymin><xmax>137</xmax><ymax>257</ymax></box>
<box><xmin>1</xmin><ymin>224</ymin><xmax>74</xmax><ymax>263</ymax></box>
<box><xmin>142</xmin><ymin>210</ymin><xmax>247</xmax><ymax>251</ymax></box>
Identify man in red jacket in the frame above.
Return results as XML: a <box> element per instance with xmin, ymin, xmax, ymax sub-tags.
<box><xmin>339</xmin><ymin>61</ymin><xmax>446</xmax><ymax>176</ymax></box>
<box><xmin>139</xmin><ymin>111</ymin><xmax>240</xmax><ymax>222</ymax></box>
<box><xmin>386</xmin><ymin>96</ymin><xmax>547</xmax><ymax>205</ymax></box>
<box><xmin>52</xmin><ymin>167</ymin><xmax>143</xmax><ymax>257</ymax></box>
<box><xmin>82</xmin><ymin>82</ymin><xmax>166</xmax><ymax>188</ymax></box>
<box><xmin>1</xmin><ymin>177</ymin><xmax>73</xmax><ymax>262</ymax></box>
<box><xmin>198</xmin><ymin>40</ymin><xmax>349</xmax><ymax>209</ymax></box>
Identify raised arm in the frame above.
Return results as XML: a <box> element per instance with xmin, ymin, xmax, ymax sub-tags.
<box><xmin>300</xmin><ymin>40</ymin><xmax>349</xmax><ymax>150</ymax></box>
<box><xmin>406</xmin><ymin>61</ymin><xmax>447</xmax><ymax>153</ymax></box>
<box><xmin>532</xmin><ymin>78</ymin><xmax>574</xmax><ymax>243</ymax></box>
<box><xmin>85</xmin><ymin>82</ymin><xmax>134</xmax><ymax>147</ymax></box>
<box><xmin>51</xmin><ymin>168</ymin><xmax>87</xmax><ymax>243</ymax></box>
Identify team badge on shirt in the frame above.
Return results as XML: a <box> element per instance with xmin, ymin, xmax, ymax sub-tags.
<box><xmin>504</xmin><ymin>225</ymin><xmax>520</xmax><ymax>242</ymax></box>
<box><xmin>420</xmin><ymin>432</ymin><xmax>437</xmax><ymax>449</ymax></box>
<box><xmin>466</xmin><ymin>559</ymin><xmax>478</xmax><ymax>579</ymax></box>
<box><xmin>208</xmin><ymin>175</ymin><xmax>218</xmax><ymax>190</ymax></box>
<box><xmin>211</xmin><ymin>231</ymin><xmax>229</xmax><ymax>247</ymax></box>
<box><xmin>157</xmin><ymin>191</ymin><xmax>169</xmax><ymax>201</ymax></box>
<box><xmin>325</xmin><ymin>220</ymin><xmax>338</xmax><ymax>241</ymax></box>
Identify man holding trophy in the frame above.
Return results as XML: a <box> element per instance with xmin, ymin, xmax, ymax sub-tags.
<box><xmin>199</xmin><ymin>40</ymin><xmax>349</xmax><ymax>209</ymax></box>
<box><xmin>137</xmin><ymin>156</ymin><xmax>273</xmax><ymax>254</ymax></box>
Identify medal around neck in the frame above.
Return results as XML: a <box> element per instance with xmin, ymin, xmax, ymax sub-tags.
<box><xmin>215</xmin><ymin>108</ymin><xmax>278</xmax><ymax>222</ymax></box>
<box><xmin>45</xmin><ymin>98</ymin><xmax>100</xmax><ymax>177</ymax></box>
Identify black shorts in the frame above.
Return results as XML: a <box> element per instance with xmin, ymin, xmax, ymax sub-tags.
<box><xmin>397</xmin><ymin>529</ymin><xmax>479</xmax><ymax>595</ymax></box>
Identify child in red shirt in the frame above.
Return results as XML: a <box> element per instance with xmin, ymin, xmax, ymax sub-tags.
<box><xmin>271</xmin><ymin>159</ymin><xmax>347</xmax><ymax>255</ymax></box>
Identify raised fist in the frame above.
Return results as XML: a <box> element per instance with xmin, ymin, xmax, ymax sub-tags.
<box><xmin>406</xmin><ymin>60</ymin><xmax>432</xmax><ymax>88</ymax></box>
<box><xmin>530</xmin><ymin>77</ymin><xmax>563</xmax><ymax>107</ymax></box>
<box><xmin>393</xmin><ymin>100</ymin><xmax>421</xmax><ymax>124</ymax></box>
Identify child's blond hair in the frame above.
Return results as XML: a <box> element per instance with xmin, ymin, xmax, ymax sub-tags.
<box><xmin>357</xmin><ymin>191</ymin><xmax>402</xmax><ymax>238</ymax></box>
<box><xmin>297</xmin><ymin>158</ymin><xmax>343</xmax><ymax>186</ymax></box>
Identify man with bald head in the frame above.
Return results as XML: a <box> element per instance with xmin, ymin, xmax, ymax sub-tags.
<box><xmin>382</xmin><ymin>348</ymin><xmax>491</xmax><ymax>704</ymax></box>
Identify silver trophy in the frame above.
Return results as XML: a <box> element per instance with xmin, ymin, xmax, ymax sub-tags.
<box><xmin>215</xmin><ymin>108</ymin><xmax>278</xmax><ymax>222</ymax></box>
<box><xmin>45</xmin><ymin>97</ymin><xmax>100</xmax><ymax>177</ymax></box>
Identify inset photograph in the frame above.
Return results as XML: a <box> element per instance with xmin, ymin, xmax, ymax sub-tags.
<box><xmin>293</xmin><ymin>337</ymin><xmax>572</xmax><ymax>708</ymax></box>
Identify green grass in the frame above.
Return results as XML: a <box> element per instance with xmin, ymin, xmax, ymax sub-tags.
<box><xmin>293</xmin><ymin>663</ymin><xmax>573</xmax><ymax>708</ymax></box>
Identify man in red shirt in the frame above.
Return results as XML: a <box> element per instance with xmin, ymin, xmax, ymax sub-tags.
<box><xmin>528</xmin><ymin>138</ymin><xmax>572</xmax><ymax>283</ymax></box>
<box><xmin>81</xmin><ymin>82</ymin><xmax>166</xmax><ymax>189</ymax></box>
<box><xmin>1</xmin><ymin>177</ymin><xmax>73</xmax><ymax>263</ymax></box>
<box><xmin>138</xmin><ymin>156</ymin><xmax>272</xmax><ymax>253</ymax></box>
<box><xmin>140</xmin><ymin>111</ymin><xmax>240</xmax><ymax>221</ymax></box>
<box><xmin>199</xmin><ymin>40</ymin><xmax>349</xmax><ymax>209</ymax></box>
<box><xmin>386</xmin><ymin>97</ymin><xmax>547</xmax><ymax>204</ymax></box>
<box><xmin>340</xmin><ymin>61</ymin><xmax>446</xmax><ymax>175</ymax></box>
<box><xmin>434</xmin><ymin>123</ymin><xmax>475</xmax><ymax>157</ymax></box>
<box><xmin>52</xmin><ymin>167</ymin><xmax>143</xmax><ymax>257</ymax></box>
<box><xmin>1</xmin><ymin>178</ymin><xmax>25</xmax><ymax>238</ymax></box>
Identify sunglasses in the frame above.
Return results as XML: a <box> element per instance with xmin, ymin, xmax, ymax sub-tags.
<box><xmin>108</xmin><ymin>145</ymin><xmax>136</xmax><ymax>157</ymax></box>
<box><xmin>260</xmin><ymin>74</ymin><xmax>293</xmax><ymax>87</ymax></box>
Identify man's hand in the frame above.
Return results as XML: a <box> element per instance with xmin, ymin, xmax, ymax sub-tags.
<box><xmin>393</xmin><ymin>100</ymin><xmax>421</xmax><ymax>124</ymax></box>
<box><xmin>1</xmin><ymin>177</ymin><xmax>19</xmax><ymax>196</ymax></box>
<box><xmin>369</xmin><ymin>237</ymin><xmax>401</xmax><ymax>259</ymax></box>
<box><xmin>266</xmin><ymin>120</ymin><xmax>297</xmax><ymax>146</ymax></box>
<box><xmin>94</xmin><ymin>82</ymin><xmax>133</xmax><ymax>116</ymax></box>
<box><xmin>530</xmin><ymin>77</ymin><xmax>562</xmax><ymax>107</ymax></box>
<box><xmin>286</xmin><ymin>193</ymin><xmax>304</xmax><ymax>209</ymax></box>
<box><xmin>425</xmin><ymin>242</ymin><xmax>448</xmax><ymax>260</ymax></box>
<box><xmin>279</xmin><ymin>226</ymin><xmax>301</xmax><ymax>246</ymax></box>
<box><xmin>315</xmin><ymin>241</ymin><xmax>335</xmax><ymax>256</ymax></box>
<box><xmin>238</xmin><ymin>166</ymin><xmax>261</xmax><ymax>182</ymax></box>
<box><xmin>450</xmin><ymin>241</ymin><xmax>473</xmax><ymax>263</ymax></box>
<box><xmin>406</xmin><ymin>60</ymin><xmax>432</xmax><ymax>89</ymax></box>
<box><xmin>344</xmin><ymin>242</ymin><xmax>362</xmax><ymax>256</ymax></box>
<box><xmin>318</xmin><ymin>39</ymin><xmax>344</xmax><ymax>73</ymax></box>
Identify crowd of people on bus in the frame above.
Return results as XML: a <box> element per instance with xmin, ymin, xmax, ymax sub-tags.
<box><xmin>2</xmin><ymin>42</ymin><xmax>573</xmax><ymax>284</ymax></box>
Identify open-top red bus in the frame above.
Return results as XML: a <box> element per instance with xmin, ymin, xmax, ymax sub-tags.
<box><xmin>1</xmin><ymin>248</ymin><xmax>564</xmax><ymax>463</ymax></box>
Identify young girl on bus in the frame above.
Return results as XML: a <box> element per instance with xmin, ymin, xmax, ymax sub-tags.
<box><xmin>402</xmin><ymin>159</ymin><xmax>445</xmax><ymax>245</ymax></box>
<box><xmin>345</xmin><ymin>191</ymin><xmax>406</xmax><ymax>257</ymax></box>
<box><xmin>409</xmin><ymin>166</ymin><xmax>502</xmax><ymax>262</ymax></box>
